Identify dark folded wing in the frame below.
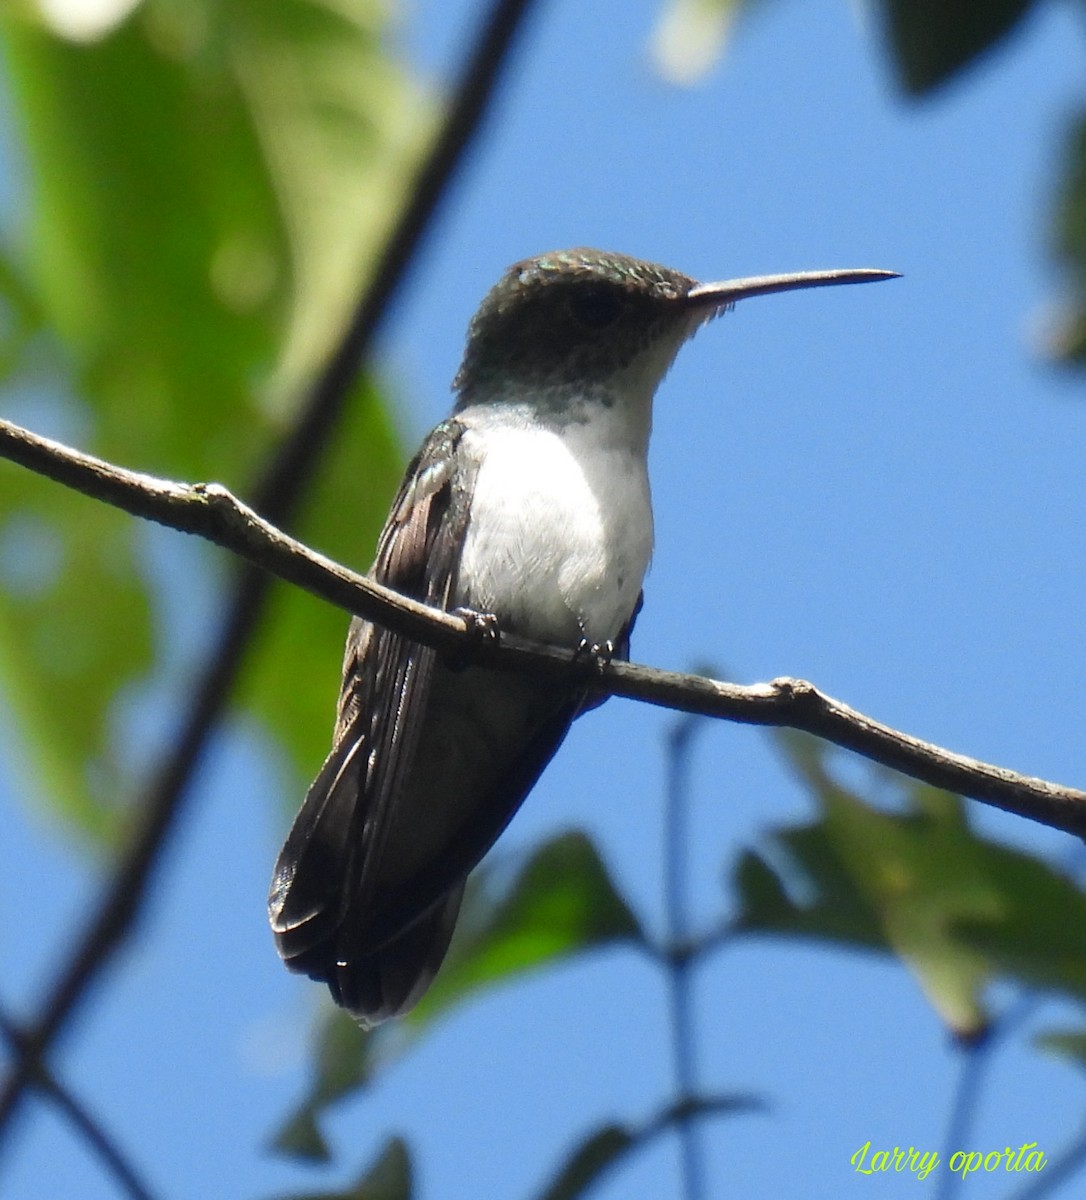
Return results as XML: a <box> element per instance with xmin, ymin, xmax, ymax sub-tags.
<box><xmin>268</xmin><ymin>419</ymin><xmax>474</xmax><ymax>977</ymax></box>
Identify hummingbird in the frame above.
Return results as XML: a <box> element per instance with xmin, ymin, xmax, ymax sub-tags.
<box><xmin>268</xmin><ymin>248</ymin><xmax>897</xmax><ymax>1025</ymax></box>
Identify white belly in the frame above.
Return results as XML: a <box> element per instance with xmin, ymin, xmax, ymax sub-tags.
<box><xmin>455</xmin><ymin>421</ymin><xmax>653</xmax><ymax>646</ymax></box>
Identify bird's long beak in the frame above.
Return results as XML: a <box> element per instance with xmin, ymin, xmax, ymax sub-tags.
<box><xmin>686</xmin><ymin>268</ymin><xmax>900</xmax><ymax>310</ymax></box>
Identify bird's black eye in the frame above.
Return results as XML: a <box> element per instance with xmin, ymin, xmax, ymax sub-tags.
<box><xmin>568</xmin><ymin>287</ymin><xmax>624</xmax><ymax>329</ymax></box>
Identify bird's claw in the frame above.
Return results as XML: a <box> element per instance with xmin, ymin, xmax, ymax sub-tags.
<box><xmin>453</xmin><ymin>607</ymin><xmax>501</xmax><ymax>643</ymax></box>
<box><xmin>446</xmin><ymin>607</ymin><xmax>501</xmax><ymax>669</ymax></box>
<box><xmin>573</xmin><ymin>637</ymin><xmax>615</xmax><ymax>674</ymax></box>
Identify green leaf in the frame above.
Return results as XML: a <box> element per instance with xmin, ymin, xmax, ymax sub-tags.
<box><xmin>732</xmin><ymin>826</ymin><xmax>888</xmax><ymax>953</ymax></box>
<box><xmin>0</xmin><ymin>0</ymin><xmax>426</xmax><ymax>837</ymax></box>
<box><xmin>1044</xmin><ymin>112</ymin><xmax>1086</xmax><ymax>366</ymax></box>
<box><xmin>275</xmin><ymin>1135</ymin><xmax>412</xmax><ymax>1200</ymax></box>
<box><xmin>735</xmin><ymin>735</ymin><xmax>1017</xmax><ymax>1037</ymax></box>
<box><xmin>534</xmin><ymin>1095</ymin><xmax>761</xmax><ymax>1200</ymax></box>
<box><xmin>744</xmin><ymin>736</ymin><xmax>1086</xmax><ymax>1037</ymax></box>
<box><xmin>1034</xmin><ymin>1029</ymin><xmax>1086</xmax><ymax>1073</ymax></box>
<box><xmin>410</xmin><ymin>829</ymin><xmax>644</xmax><ymax>1025</ymax></box>
<box><xmin>270</xmin><ymin>995</ymin><xmax>376</xmax><ymax>1163</ymax></box>
<box><xmin>350</xmin><ymin>1137</ymin><xmax>412</xmax><ymax>1200</ymax></box>
<box><xmin>951</xmin><ymin>855</ymin><xmax>1086</xmax><ymax>1003</ymax></box>
<box><xmin>1</xmin><ymin>7</ymin><xmax>283</xmax><ymax>471</ymax></box>
<box><xmin>3</xmin><ymin>0</ymin><xmax>430</xmax><ymax>432</ymax></box>
<box><xmin>0</xmin><ymin>472</ymin><xmax>152</xmax><ymax>840</ymax></box>
<box><xmin>874</xmin><ymin>0</ymin><xmax>1039</xmax><ymax>95</ymax></box>
<box><xmin>0</xmin><ymin>251</ymin><xmax>43</xmax><ymax>384</ymax></box>
<box><xmin>271</xmin><ymin>1107</ymin><xmax>331</xmax><ymax>1164</ymax></box>
<box><xmin>272</xmin><ymin>832</ymin><xmax>643</xmax><ymax>1161</ymax></box>
<box><xmin>535</xmin><ymin>1125</ymin><xmax>633</xmax><ymax>1200</ymax></box>
<box><xmin>194</xmin><ymin>0</ymin><xmax>433</xmax><ymax>405</ymax></box>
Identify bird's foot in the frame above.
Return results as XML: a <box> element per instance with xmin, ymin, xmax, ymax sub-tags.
<box><xmin>573</xmin><ymin>636</ymin><xmax>616</xmax><ymax>675</ymax></box>
<box><xmin>446</xmin><ymin>607</ymin><xmax>501</xmax><ymax>669</ymax></box>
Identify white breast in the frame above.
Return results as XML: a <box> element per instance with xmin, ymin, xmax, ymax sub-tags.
<box><xmin>456</xmin><ymin>417</ymin><xmax>653</xmax><ymax>646</ymax></box>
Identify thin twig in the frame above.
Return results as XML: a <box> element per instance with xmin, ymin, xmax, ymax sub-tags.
<box><xmin>1</xmin><ymin>412</ymin><xmax>1084</xmax><ymax>845</ymax></box>
<box><xmin>934</xmin><ymin>1040</ymin><xmax>993</xmax><ymax>1200</ymax></box>
<box><xmin>664</xmin><ymin>715</ymin><xmax>708</xmax><ymax>1200</ymax></box>
<box><xmin>0</xmin><ymin>1011</ymin><xmax>157</xmax><ymax>1200</ymax></box>
<box><xmin>938</xmin><ymin>852</ymin><xmax>1086</xmax><ymax>1200</ymax></box>
<box><xmin>934</xmin><ymin>997</ymin><xmax>1037</xmax><ymax>1200</ymax></box>
<box><xmin>0</xmin><ymin>0</ymin><xmax>539</xmax><ymax>1144</ymax></box>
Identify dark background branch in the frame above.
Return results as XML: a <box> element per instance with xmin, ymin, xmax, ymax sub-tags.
<box><xmin>0</xmin><ymin>0</ymin><xmax>540</xmax><ymax>1145</ymax></box>
<box><xmin>0</xmin><ymin>1009</ymin><xmax>157</xmax><ymax>1200</ymax></box>
<box><xmin>664</xmin><ymin>715</ymin><xmax>709</xmax><ymax>1200</ymax></box>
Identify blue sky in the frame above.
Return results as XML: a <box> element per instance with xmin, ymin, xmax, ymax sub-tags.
<box><xmin>5</xmin><ymin>0</ymin><xmax>1086</xmax><ymax>1197</ymax></box>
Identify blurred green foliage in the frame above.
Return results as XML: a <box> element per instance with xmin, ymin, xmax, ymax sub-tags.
<box><xmin>735</xmin><ymin>734</ymin><xmax>1086</xmax><ymax>1041</ymax></box>
<box><xmin>0</xmin><ymin>0</ymin><xmax>426</xmax><ymax>839</ymax></box>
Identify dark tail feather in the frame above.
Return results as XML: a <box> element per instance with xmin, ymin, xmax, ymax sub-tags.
<box><xmin>331</xmin><ymin>883</ymin><xmax>465</xmax><ymax>1027</ymax></box>
<box><xmin>269</xmin><ymin>733</ymin><xmax>465</xmax><ymax>1025</ymax></box>
<box><xmin>268</xmin><ymin>736</ymin><xmax>365</xmax><ymax>975</ymax></box>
